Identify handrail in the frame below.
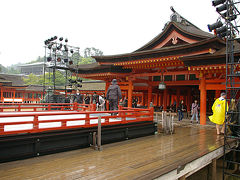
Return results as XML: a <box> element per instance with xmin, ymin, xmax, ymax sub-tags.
<box><xmin>0</xmin><ymin>103</ymin><xmax>93</xmax><ymax>112</ymax></box>
<box><xmin>0</xmin><ymin>107</ymin><xmax>154</xmax><ymax>135</ymax></box>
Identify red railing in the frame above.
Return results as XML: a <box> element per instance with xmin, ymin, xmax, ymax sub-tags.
<box><xmin>0</xmin><ymin>107</ymin><xmax>153</xmax><ymax>136</ymax></box>
<box><xmin>0</xmin><ymin>103</ymin><xmax>95</xmax><ymax>112</ymax></box>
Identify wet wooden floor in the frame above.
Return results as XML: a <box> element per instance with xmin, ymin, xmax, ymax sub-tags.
<box><xmin>0</xmin><ymin>125</ymin><xmax>224</xmax><ymax>180</ymax></box>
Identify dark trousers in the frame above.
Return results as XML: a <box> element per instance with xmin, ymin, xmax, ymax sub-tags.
<box><xmin>178</xmin><ymin>110</ymin><xmax>183</xmax><ymax>121</ymax></box>
<box><xmin>109</xmin><ymin>99</ymin><xmax>118</xmax><ymax>115</ymax></box>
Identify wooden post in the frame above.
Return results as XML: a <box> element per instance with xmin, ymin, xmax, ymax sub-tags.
<box><xmin>178</xmin><ymin>175</ymin><xmax>186</xmax><ymax>180</ymax></box>
<box><xmin>211</xmin><ymin>158</ymin><xmax>217</xmax><ymax>180</ymax></box>
<box><xmin>148</xmin><ymin>86</ymin><xmax>152</xmax><ymax>108</ymax></box>
<box><xmin>97</xmin><ymin>116</ymin><xmax>102</xmax><ymax>151</ymax></box>
<box><xmin>128</xmin><ymin>81</ymin><xmax>133</xmax><ymax>108</ymax></box>
<box><xmin>92</xmin><ymin>132</ymin><xmax>97</xmax><ymax>150</ymax></box>
<box><xmin>200</xmin><ymin>76</ymin><xmax>207</xmax><ymax>125</ymax></box>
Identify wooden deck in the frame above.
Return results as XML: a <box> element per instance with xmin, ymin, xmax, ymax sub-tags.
<box><xmin>0</xmin><ymin>125</ymin><xmax>231</xmax><ymax>180</ymax></box>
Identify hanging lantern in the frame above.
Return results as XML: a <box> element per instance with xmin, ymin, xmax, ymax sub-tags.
<box><xmin>158</xmin><ymin>82</ymin><xmax>166</xmax><ymax>90</ymax></box>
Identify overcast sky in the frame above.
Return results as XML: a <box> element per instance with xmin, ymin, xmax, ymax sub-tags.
<box><xmin>0</xmin><ymin>0</ymin><xmax>219</xmax><ymax>66</ymax></box>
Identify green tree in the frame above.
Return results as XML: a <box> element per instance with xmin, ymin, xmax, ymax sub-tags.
<box><xmin>22</xmin><ymin>73</ymin><xmax>40</xmax><ymax>85</ymax></box>
<box><xmin>23</xmin><ymin>71</ymin><xmax>66</xmax><ymax>86</ymax></box>
<box><xmin>39</xmin><ymin>70</ymin><xmax>66</xmax><ymax>86</ymax></box>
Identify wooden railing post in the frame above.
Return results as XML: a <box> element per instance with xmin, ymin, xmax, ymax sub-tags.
<box><xmin>73</xmin><ymin>102</ymin><xmax>78</xmax><ymax>111</ymax></box>
<box><xmin>18</xmin><ymin>104</ymin><xmax>21</xmax><ymax>112</ymax></box>
<box><xmin>0</xmin><ymin>123</ymin><xmax>4</xmax><ymax>135</ymax></box>
<box><xmin>33</xmin><ymin>115</ymin><xmax>39</xmax><ymax>133</ymax></box>
<box><xmin>85</xmin><ymin>113</ymin><xmax>90</xmax><ymax>126</ymax></box>
<box><xmin>150</xmin><ymin>107</ymin><xmax>154</xmax><ymax>121</ymax></box>
<box><xmin>97</xmin><ymin>116</ymin><xmax>102</xmax><ymax>151</ymax></box>
<box><xmin>92</xmin><ymin>103</ymin><xmax>96</xmax><ymax>111</ymax></box>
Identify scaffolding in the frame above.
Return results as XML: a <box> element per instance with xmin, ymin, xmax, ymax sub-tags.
<box><xmin>223</xmin><ymin>0</ymin><xmax>240</xmax><ymax>179</ymax></box>
<box><xmin>43</xmin><ymin>37</ymin><xmax>81</xmax><ymax>103</ymax></box>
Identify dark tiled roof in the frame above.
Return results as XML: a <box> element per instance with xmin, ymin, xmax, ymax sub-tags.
<box><xmin>0</xmin><ymin>73</ymin><xmax>26</xmax><ymax>87</ymax></box>
<box><xmin>174</xmin><ymin>22</ymin><xmax>214</xmax><ymax>39</ymax></box>
<box><xmin>135</xmin><ymin>22</ymin><xmax>214</xmax><ymax>52</ymax></box>
<box><xmin>92</xmin><ymin>37</ymin><xmax>225</xmax><ymax>63</ymax></box>
<box><xmin>81</xmin><ymin>81</ymin><xmax>105</xmax><ymax>91</ymax></box>
<box><xmin>182</xmin><ymin>40</ymin><xmax>240</xmax><ymax>66</ymax></box>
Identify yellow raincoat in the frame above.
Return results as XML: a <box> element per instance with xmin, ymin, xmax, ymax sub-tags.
<box><xmin>209</xmin><ymin>98</ymin><xmax>228</xmax><ymax>125</ymax></box>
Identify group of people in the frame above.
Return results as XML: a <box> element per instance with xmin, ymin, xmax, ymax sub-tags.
<box><xmin>70</xmin><ymin>90</ymin><xmax>106</xmax><ymax>111</ymax></box>
<box><xmin>73</xmin><ymin>90</ymin><xmax>101</xmax><ymax>105</ymax></box>
<box><xmin>70</xmin><ymin>78</ymin><xmax>229</xmax><ymax>136</ymax></box>
<box><xmin>164</xmin><ymin>100</ymin><xmax>199</xmax><ymax>123</ymax></box>
<box><xmin>177</xmin><ymin>92</ymin><xmax>228</xmax><ymax>135</ymax></box>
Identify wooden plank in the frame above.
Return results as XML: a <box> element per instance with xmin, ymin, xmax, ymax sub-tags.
<box><xmin>0</xmin><ymin>126</ymin><xmax>235</xmax><ymax>180</ymax></box>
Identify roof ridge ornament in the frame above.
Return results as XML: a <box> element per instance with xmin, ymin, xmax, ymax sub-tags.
<box><xmin>170</xmin><ymin>6</ymin><xmax>201</xmax><ymax>30</ymax></box>
<box><xmin>170</xmin><ymin>6</ymin><xmax>188</xmax><ymax>25</ymax></box>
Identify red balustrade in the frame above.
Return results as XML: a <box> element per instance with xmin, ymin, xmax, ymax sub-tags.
<box><xmin>0</xmin><ymin>107</ymin><xmax>153</xmax><ymax>135</ymax></box>
<box><xmin>0</xmin><ymin>102</ymin><xmax>93</xmax><ymax>112</ymax></box>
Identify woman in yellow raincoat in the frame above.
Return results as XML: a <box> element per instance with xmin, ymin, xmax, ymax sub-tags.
<box><xmin>209</xmin><ymin>92</ymin><xmax>228</xmax><ymax>135</ymax></box>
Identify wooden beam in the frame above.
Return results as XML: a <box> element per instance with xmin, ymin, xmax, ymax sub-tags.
<box><xmin>151</xmin><ymin>80</ymin><xmax>199</xmax><ymax>86</ymax></box>
<box><xmin>133</xmin><ymin>71</ymin><xmax>191</xmax><ymax>78</ymax></box>
<box><xmin>206</xmin><ymin>84</ymin><xmax>225</xmax><ymax>90</ymax></box>
<box><xmin>211</xmin><ymin>158</ymin><xmax>217</xmax><ymax>180</ymax></box>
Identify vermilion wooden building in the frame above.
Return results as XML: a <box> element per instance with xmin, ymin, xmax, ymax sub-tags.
<box><xmin>72</xmin><ymin>11</ymin><xmax>240</xmax><ymax>125</ymax></box>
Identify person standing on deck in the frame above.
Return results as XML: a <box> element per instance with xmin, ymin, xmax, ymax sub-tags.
<box><xmin>177</xmin><ymin>100</ymin><xmax>186</xmax><ymax>121</ymax></box>
<box><xmin>84</xmin><ymin>94</ymin><xmax>90</xmax><ymax>104</ymax></box>
<box><xmin>106</xmin><ymin>79</ymin><xmax>122</xmax><ymax>115</ymax></box>
<box><xmin>191</xmin><ymin>100</ymin><xmax>199</xmax><ymax>123</ymax></box>
<box><xmin>98</xmin><ymin>95</ymin><xmax>105</xmax><ymax>111</ymax></box>
<box><xmin>209</xmin><ymin>92</ymin><xmax>228</xmax><ymax>135</ymax></box>
<box><xmin>74</xmin><ymin>90</ymin><xmax>83</xmax><ymax>104</ymax></box>
<box><xmin>92</xmin><ymin>92</ymin><xmax>98</xmax><ymax>104</ymax></box>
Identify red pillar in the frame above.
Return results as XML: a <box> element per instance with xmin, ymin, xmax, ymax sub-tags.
<box><xmin>105</xmin><ymin>81</ymin><xmax>110</xmax><ymax>110</ymax></box>
<box><xmin>167</xmin><ymin>92</ymin><xmax>170</xmax><ymax>107</ymax></box>
<box><xmin>200</xmin><ymin>76</ymin><xmax>207</xmax><ymax>125</ymax></box>
<box><xmin>187</xmin><ymin>88</ymin><xmax>191</xmax><ymax>112</ymax></box>
<box><xmin>176</xmin><ymin>88</ymin><xmax>180</xmax><ymax>108</ymax></box>
<box><xmin>148</xmin><ymin>86</ymin><xmax>152</xmax><ymax>107</ymax></box>
<box><xmin>163</xmin><ymin>89</ymin><xmax>167</xmax><ymax>110</ymax></box>
<box><xmin>156</xmin><ymin>93</ymin><xmax>159</xmax><ymax>106</ymax></box>
<box><xmin>160</xmin><ymin>93</ymin><xmax>163</xmax><ymax>106</ymax></box>
<box><xmin>128</xmin><ymin>81</ymin><xmax>133</xmax><ymax>108</ymax></box>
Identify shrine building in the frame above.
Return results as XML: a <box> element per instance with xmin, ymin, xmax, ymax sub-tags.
<box><xmin>70</xmin><ymin>10</ymin><xmax>240</xmax><ymax>125</ymax></box>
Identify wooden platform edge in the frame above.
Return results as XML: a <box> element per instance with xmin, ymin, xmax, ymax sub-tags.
<box><xmin>153</xmin><ymin>140</ymin><xmax>238</xmax><ymax>180</ymax></box>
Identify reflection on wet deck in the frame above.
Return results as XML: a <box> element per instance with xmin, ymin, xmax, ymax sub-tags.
<box><xmin>0</xmin><ymin>126</ymin><xmax>224</xmax><ymax>180</ymax></box>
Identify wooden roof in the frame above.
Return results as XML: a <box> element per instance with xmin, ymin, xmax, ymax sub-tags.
<box><xmin>73</xmin><ymin>10</ymin><xmax>230</xmax><ymax>80</ymax></box>
<box><xmin>135</xmin><ymin>21</ymin><xmax>214</xmax><ymax>52</ymax></box>
<box><xmin>92</xmin><ymin>37</ymin><xmax>225</xmax><ymax>64</ymax></box>
<box><xmin>0</xmin><ymin>74</ymin><xmax>26</xmax><ymax>87</ymax></box>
